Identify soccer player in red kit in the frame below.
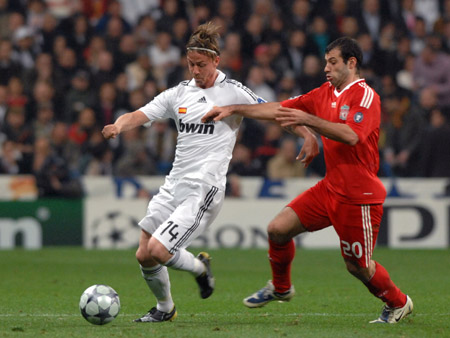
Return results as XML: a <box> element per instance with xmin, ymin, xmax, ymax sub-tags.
<box><xmin>201</xmin><ymin>37</ymin><xmax>413</xmax><ymax>324</ymax></box>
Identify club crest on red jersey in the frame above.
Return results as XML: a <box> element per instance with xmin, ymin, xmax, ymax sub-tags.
<box><xmin>339</xmin><ymin>105</ymin><xmax>349</xmax><ymax>120</ymax></box>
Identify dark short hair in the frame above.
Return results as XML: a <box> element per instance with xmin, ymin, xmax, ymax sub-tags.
<box><xmin>325</xmin><ymin>37</ymin><xmax>363</xmax><ymax>71</ymax></box>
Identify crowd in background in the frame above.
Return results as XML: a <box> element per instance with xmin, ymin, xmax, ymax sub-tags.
<box><xmin>0</xmin><ymin>0</ymin><xmax>450</xmax><ymax>198</ymax></box>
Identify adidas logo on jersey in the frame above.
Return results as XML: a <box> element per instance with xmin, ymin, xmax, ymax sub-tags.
<box><xmin>198</xmin><ymin>96</ymin><xmax>207</xmax><ymax>103</ymax></box>
<box><xmin>179</xmin><ymin>119</ymin><xmax>215</xmax><ymax>134</ymax></box>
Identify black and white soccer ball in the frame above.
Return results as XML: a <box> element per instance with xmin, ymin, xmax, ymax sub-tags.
<box><xmin>79</xmin><ymin>284</ymin><xmax>120</xmax><ymax>325</ymax></box>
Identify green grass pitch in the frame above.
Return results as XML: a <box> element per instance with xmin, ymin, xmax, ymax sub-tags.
<box><xmin>0</xmin><ymin>248</ymin><xmax>449</xmax><ymax>337</ymax></box>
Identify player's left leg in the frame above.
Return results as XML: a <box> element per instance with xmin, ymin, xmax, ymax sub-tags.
<box><xmin>334</xmin><ymin>204</ymin><xmax>412</xmax><ymax>323</ymax></box>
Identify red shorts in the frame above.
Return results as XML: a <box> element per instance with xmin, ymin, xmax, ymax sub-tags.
<box><xmin>288</xmin><ymin>180</ymin><xmax>383</xmax><ymax>268</ymax></box>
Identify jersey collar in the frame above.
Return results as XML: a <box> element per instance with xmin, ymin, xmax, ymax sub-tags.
<box><xmin>333</xmin><ymin>78</ymin><xmax>364</xmax><ymax>97</ymax></box>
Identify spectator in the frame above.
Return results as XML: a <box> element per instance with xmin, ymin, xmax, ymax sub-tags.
<box><xmin>289</xmin><ymin>0</ymin><xmax>311</xmax><ymax>31</ymax></box>
<box><xmin>0</xmin><ymin>139</ymin><xmax>21</xmax><ymax>174</ymax></box>
<box><xmin>12</xmin><ymin>26</ymin><xmax>38</xmax><ymax>70</ymax></box>
<box><xmin>246</xmin><ymin>64</ymin><xmax>276</xmax><ymax>102</ymax></box>
<box><xmin>228</xmin><ymin>143</ymin><xmax>264</xmax><ymax>176</ymax></box>
<box><xmin>26</xmin><ymin>80</ymin><xmax>56</xmax><ymax>120</ymax></box>
<box><xmin>0</xmin><ymin>39</ymin><xmax>22</xmax><ymax>86</ymax></box>
<box><xmin>286</xmin><ymin>29</ymin><xmax>319</xmax><ymax>75</ymax></box>
<box><xmin>125</xmin><ymin>51</ymin><xmax>152</xmax><ymax>91</ymax></box>
<box><xmin>32</xmin><ymin>136</ymin><xmax>84</xmax><ymax>198</ymax></box>
<box><xmin>114</xmin><ymin>127</ymin><xmax>156</xmax><ymax>176</ymax></box>
<box><xmin>144</xmin><ymin>120</ymin><xmax>177</xmax><ymax>175</ymax></box>
<box><xmin>133</xmin><ymin>15</ymin><xmax>157</xmax><ymax>50</ymax></box>
<box><xmin>66</xmin><ymin>14</ymin><xmax>93</xmax><ymax>60</ymax></box>
<box><xmin>413</xmin><ymin>40</ymin><xmax>450</xmax><ymax>107</ymax></box>
<box><xmin>267</xmin><ymin>137</ymin><xmax>305</xmax><ymax>179</ymax></box>
<box><xmin>241</xmin><ymin>14</ymin><xmax>265</xmax><ymax>61</ymax></box>
<box><xmin>90</xmin><ymin>49</ymin><xmax>117</xmax><ymax>89</ymax></box>
<box><xmin>53</xmin><ymin>47</ymin><xmax>79</xmax><ymax>95</ymax></box>
<box><xmin>155</xmin><ymin>0</ymin><xmax>185</xmax><ymax>33</ymax></box>
<box><xmin>297</xmin><ymin>54</ymin><xmax>326</xmax><ymax>94</ymax></box>
<box><xmin>38</xmin><ymin>12</ymin><xmax>59</xmax><ymax>54</ymax></box>
<box><xmin>7</xmin><ymin>76</ymin><xmax>28</xmax><ymax>108</ymax></box>
<box><xmin>148</xmin><ymin>31</ymin><xmax>180</xmax><ymax>89</ymax></box>
<box><xmin>33</xmin><ymin>102</ymin><xmax>55</xmax><ymax>139</ymax></box>
<box><xmin>1</xmin><ymin>106</ymin><xmax>34</xmax><ymax>173</ymax></box>
<box><xmin>26</xmin><ymin>0</ymin><xmax>47</xmax><ymax>31</ymax></box>
<box><xmin>116</xmin><ymin>34</ymin><xmax>138</xmax><ymax>72</ymax></box>
<box><xmin>420</xmin><ymin>106</ymin><xmax>450</xmax><ymax>177</ymax></box>
<box><xmin>95</xmin><ymin>82</ymin><xmax>118</xmax><ymax>126</ymax></box>
<box><xmin>64</xmin><ymin>69</ymin><xmax>95</xmax><ymax>123</ymax></box>
<box><xmin>68</xmin><ymin>107</ymin><xmax>98</xmax><ymax>147</ymax></box>
<box><xmin>50</xmin><ymin>121</ymin><xmax>81</xmax><ymax>175</ymax></box>
<box><xmin>309</xmin><ymin>16</ymin><xmax>333</xmax><ymax>57</ymax></box>
<box><xmin>22</xmin><ymin>52</ymin><xmax>54</xmax><ymax>94</ymax></box>
<box><xmin>83</xmin><ymin>34</ymin><xmax>106</xmax><ymax>70</ymax></box>
<box><xmin>410</xmin><ymin>16</ymin><xmax>427</xmax><ymax>55</ymax></box>
<box><xmin>0</xmin><ymin>84</ymin><xmax>7</xmax><ymax>127</ymax></box>
<box><xmin>382</xmin><ymin>93</ymin><xmax>425</xmax><ymax>177</ymax></box>
<box><xmin>95</xmin><ymin>0</ymin><xmax>131</xmax><ymax>35</ymax></box>
<box><xmin>357</xmin><ymin>0</ymin><xmax>390</xmax><ymax>43</ymax></box>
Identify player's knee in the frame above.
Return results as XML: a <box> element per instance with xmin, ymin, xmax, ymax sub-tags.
<box><xmin>135</xmin><ymin>246</ymin><xmax>149</xmax><ymax>265</ymax></box>
<box><xmin>345</xmin><ymin>260</ymin><xmax>371</xmax><ymax>282</ymax></box>
<box><xmin>267</xmin><ymin>221</ymin><xmax>289</xmax><ymax>243</ymax></box>
<box><xmin>148</xmin><ymin>244</ymin><xmax>171</xmax><ymax>264</ymax></box>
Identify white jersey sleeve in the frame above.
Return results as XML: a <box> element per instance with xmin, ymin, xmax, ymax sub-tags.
<box><xmin>138</xmin><ymin>70</ymin><xmax>262</xmax><ymax>190</ymax></box>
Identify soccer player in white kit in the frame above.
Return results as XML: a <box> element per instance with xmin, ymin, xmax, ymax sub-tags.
<box><xmin>102</xmin><ymin>22</ymin><xmax>318</xmax><ymax>322</ymax></box>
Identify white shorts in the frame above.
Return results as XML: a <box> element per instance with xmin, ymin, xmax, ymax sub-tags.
<box><xmin>138</xmin><ymin>178</ymin><xmax>224</xmax><ymax>254</ymax></box>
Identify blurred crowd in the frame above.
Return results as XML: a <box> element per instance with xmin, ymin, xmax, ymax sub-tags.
<box><xmin>0</xmin><ymin>0</ymin><xmax>450</xmax><ymax>198</ymax></box>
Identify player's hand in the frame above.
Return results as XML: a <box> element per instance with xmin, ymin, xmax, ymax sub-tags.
<box><xmin>102</xmin><ymin>124</ymin><xmax>120</xmax><ymax>139</ymax></box>
<box><xmin>297</xmin><ymin>134</ymin><xmax>319</xmax><ymax>168</ymax></box>
<box><xmin>275</xmin><ymin>107</ymin><xmax>308</xmax><ymax>127</ymax></box>
<box><xmin>201</xmin><ymin>106</ymin><xmax>233</xmax><ymax>123</ymax></box>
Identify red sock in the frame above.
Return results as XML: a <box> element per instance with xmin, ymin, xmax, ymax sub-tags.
<box><xmin>364</xmin><ymin>261</ymin><xmax>406</xmax><ymax>308</ymax></box>
<box><xmin>268</xmin><ymin>239</ymin><xmax>295</xmax><ymax>293</ymax></box>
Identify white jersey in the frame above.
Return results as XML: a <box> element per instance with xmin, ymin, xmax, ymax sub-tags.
<box><xmin>139</xmin><ymin>70</ymin><xmax>262</xmax><ymax>189</ymax></box>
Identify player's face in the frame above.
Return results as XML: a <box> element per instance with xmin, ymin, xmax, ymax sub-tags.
<box><xmin>187</xmin><ymin>51</ymin><xmax>220</xmax><ymax>89</ymax></box>
<box><xmin>324</xmin><ymin>48</ymin><xmax>356</xmax><ymax>90</ymax></box>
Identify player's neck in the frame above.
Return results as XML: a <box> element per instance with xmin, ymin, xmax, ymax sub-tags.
<box><xmin>199</xmin><ymin>71</ymin><xmax>219</xmax><ymax>89</ymax></box>
<box><xmin>336</xmin><ymin>75</ymin><xmax>360</xmax><ymax>92</ymax></box>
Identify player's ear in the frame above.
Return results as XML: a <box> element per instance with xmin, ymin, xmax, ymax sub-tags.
<box><xmin>348</xmin><ymin>56</ymin><xmax>357</xmax><ymax>69</ymax></box>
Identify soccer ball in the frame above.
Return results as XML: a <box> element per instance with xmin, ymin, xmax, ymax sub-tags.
<box><xmin>79</xmin><ymin>284</ymin><xmax>120</xmax><ymax>325</ymax></box>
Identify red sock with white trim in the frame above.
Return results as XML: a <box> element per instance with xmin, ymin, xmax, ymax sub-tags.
<box><xmin>364</xmin><ymin>261</ymin><xmax>407</xmax><ymax>308</ymax></box>
<box><xmin>268</xmin><ymin>239</ymin><xmax>295</xmax><ymax>293</ymax></box>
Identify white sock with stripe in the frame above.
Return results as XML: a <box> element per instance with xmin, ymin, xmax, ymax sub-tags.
<box><xmin>140</xmin><ymin>264</ymin><xmax>174</xmax><ymax>313</ymax></box>
<box><xmin>164</xmin><ymin>249</ymin><xmax>205</xmax><ymax>277</ymax></box>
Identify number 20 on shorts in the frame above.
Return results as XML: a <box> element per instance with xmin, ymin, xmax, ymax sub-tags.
<box><xmin>341</xmin><ymin>240</ymin><xmax>363</xmax><ymax>259</ymax></box>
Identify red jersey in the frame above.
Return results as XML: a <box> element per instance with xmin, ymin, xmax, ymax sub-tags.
<box><xmin>281</xmin><ymin>79</ymin><xmax>386</xmax><ymax>204</ymax></box>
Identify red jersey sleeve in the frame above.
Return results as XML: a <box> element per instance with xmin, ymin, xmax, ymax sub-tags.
<box><xmin>344</xmin><ymin>82</ymin><xmax>380</xmax><ymax>144</ymax></box>
<box><xmin>280</xmin><ymin>86</ymin><xmax>325</xmax><ymax>114</ymax></box>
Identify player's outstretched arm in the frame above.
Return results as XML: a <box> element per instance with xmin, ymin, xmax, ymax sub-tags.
<box><xmin>102</xmin><ymin>110</ymin><xmax>150</xmax><ymax>139</ymax></box>
<box><xmin>201</xmin><ymin>102</ymin><xmax>281</xmax><ymax>123</ymax></box>
<box><xmin>276</xmin><ymin>107</ymin><xmax>359</xmax><ymax>145</ymax></box>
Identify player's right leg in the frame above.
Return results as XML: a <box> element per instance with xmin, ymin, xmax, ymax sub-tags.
<box><xmin>244</xmin><ymin>181</ymin><xmax>332</xmax><ymax>309</ymax></box>
<box><xmin>135</xmin><ymin>230</ymin><xmax>177</xmax><ymax>322</ymax></box>
<box><xmin>243</xmin><ymin>206</ymin><xmax>304</xmax><ymax>308</ymax></box>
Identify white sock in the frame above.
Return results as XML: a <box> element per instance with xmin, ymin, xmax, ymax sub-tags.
<box><xmin>164</xmin><ymin>249</ymin><xmax>205</xmax><ymax>277</ymax></box>
<box><xmin>140</xmin><ymin>264</ymin><xmax>174</xmax><ymax>313</ymax></box>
